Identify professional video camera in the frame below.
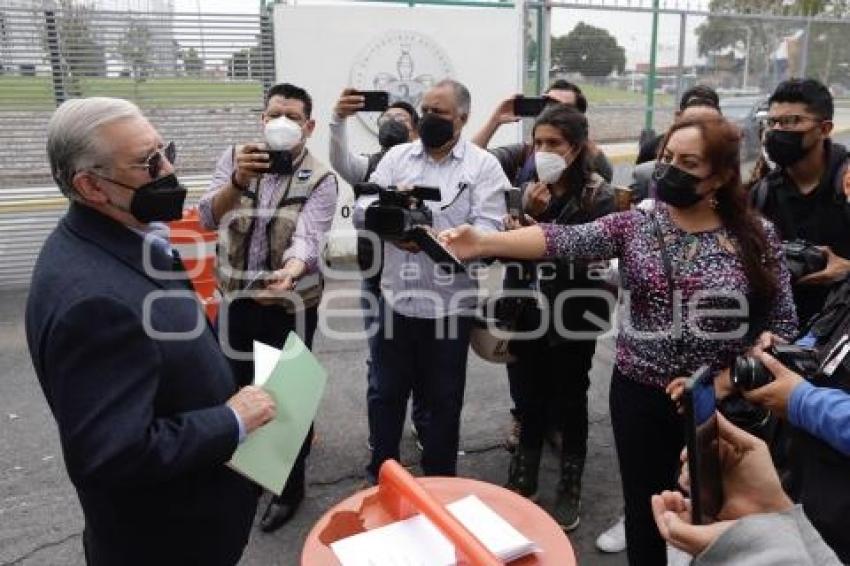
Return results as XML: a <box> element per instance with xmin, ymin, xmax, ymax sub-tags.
<box><xmin>731</xmin><ymin>344</ymin><xmax>821</xmax><ymax>391</ymax></box>
<box><xmin>353</xmin><ymin>183</ymin><xmax>441</xmax><ymax>240</ymax></box>
<box><xmin>353</xmin><ymin>182</ymin><xmax>465</xmax><ymax>273</ymax></box>
<box><xmin>783</xmin><ymin>240</ymin><xmax>827</xmax><ymax>282</ymax></box>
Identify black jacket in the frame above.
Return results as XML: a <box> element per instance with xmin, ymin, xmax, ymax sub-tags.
<box><xmin>752</xmin><ymin>140</ymin><xmax>850</xmax><ymax>324</ymax></box>
<box><xmin>25</xmin><ymin>204</ymin><xmax>258</xmax><ymax>565</ymax></box>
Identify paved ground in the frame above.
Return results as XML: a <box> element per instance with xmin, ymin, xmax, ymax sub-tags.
<box><xmin>0</xmin><ymin>277</ymin><xmax>627</xmax><ymax>566</ymax></box>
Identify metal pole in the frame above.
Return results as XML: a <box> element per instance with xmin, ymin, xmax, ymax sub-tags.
<box><xmin>743</xmin><ymin>26</ymin><xmax>751</xmax><ymax>90</ymax></box>
<box><xmin>800</xmin><ymin>17</ymin><xmax>812</xmax><ymax>78</ymax></box>
<box><xmin>44</xmin><ymin>10</ymin><xmax>66</xmax><ymax>106</ymax></box>
<box><xmin>540</xmin><ymin>0</ymin><xmax>551</xmax><ymax>94</ymax></box>
<box><xmin>675</xmin><ymin>12</ymin><xmax>686</xmax><ymax>107</ymax></box>
<box><xmin>535</xmin><ymin>3</ymin><xmax>544</xmax><ymax>94</ymax></box>
<box><xmin>644</xmin><ymin>0</ymin><xmax>659</xmax><ymax>134</ymax></box>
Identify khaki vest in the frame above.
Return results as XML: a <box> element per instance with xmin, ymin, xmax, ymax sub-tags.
<box><xmin>216</xmin><ymin>150</ymin><xmax>334</xmax><ymax>312</ymax></box>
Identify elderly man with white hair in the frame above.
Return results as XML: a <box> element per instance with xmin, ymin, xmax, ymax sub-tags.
<box><xmin>25</xmin><ymin>97</ymin><xmax>276</xmax><ymax>565</ymax></box>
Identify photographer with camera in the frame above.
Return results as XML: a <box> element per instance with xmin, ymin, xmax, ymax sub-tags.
<box><xmin>198</xmin><ymin>83</ymin><xmax>338</xmax><ymax>533</ymax></box>
<box><xmin>472</xmin><ymin>80</ymin><xmax>613</xmax><ymax>184</ymax></box>
<box><xmin>353</xmin><ymin>79</ymin><xmax>508</xmax><ymax>483</ymax></box>
<box><xmin>498</xmin><ymin>104</ymin><xmax>617</xmax><ymax>532</ymax></box>
<box><xmin>329</xmin><ymin>88</ymin><xmax>423</xmax><ymax>452</ymax></box>
<box><xmin>727</xmin><ymin>274</ymin><xmax>850</xmax><ymax>560</ymax></box>
<box><xmin>652</xmin><ymin>413</ymin><xmax>841</xmax><ymax>565</ymax></box>
<box><xmin>752</xmin><ymin>79</ymin><xmax>850</xmax><ymax>325</ymax></box>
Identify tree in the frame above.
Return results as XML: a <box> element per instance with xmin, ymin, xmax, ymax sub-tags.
<box><xmin>180</xmin><ymin>46</ymin><xmax>203</xmax><ymax>77</ymax></box>
<box><xmin>696</xmin><ymin>0</ymin><xmax>850</xmax><ymax>88</ymax></box>
<box><xmin>118</xmin><ymin>20</ymin><xmax>152</xmax><ymax>81</ymax></box>
<box><xmin>551</xmin><ymin>22</ymin><xmax>625</xmax><ymax>78</ymax></box>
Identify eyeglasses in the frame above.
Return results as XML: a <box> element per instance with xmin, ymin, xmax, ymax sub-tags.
<box><xmin>765</xmin><ymin>115</ymin><xmax>822</xmax><ymax>129</ymax></box>
<box><xmin>105</xmin><ymin>141</ymin><xmax>176</xmax><ymax>179</ymax></box>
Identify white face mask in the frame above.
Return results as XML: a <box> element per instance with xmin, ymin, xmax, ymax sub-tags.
<box><xmin>535</xmin><ymin>151</ymin><xmax>568</xmax><ymax>184</ymax></box>
<box><xmin>264</xmin><ymin>116</ymin><xmax>303</xmax><ymax>151</ymax></box>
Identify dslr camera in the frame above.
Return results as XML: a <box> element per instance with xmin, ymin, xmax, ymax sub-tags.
<box><xmin>731</xmin><ymin>344</ymin><xmax>820</xmax><ymax>391</ymax></box>
<box><xmin>783</xmin><ymin>240</ymin><xmax>827</xmax><ymax>282</ymax></box>
<box><xmin>353</xmin><ymin>183</ymin><xmax>441</xmax><ymax>241</ymax></box>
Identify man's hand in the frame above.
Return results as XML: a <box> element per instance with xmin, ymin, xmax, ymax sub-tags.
<box><xmin>334</xmin><ymin>88</ymin><xmax>364</xmax><ymax>120</ymax></box>
<box><xmin>753</xmin><ymin>330</ymin><xmax>788</xmax><ymax>351</ymax></box>
<box><xmin>651</xmin><ymin>490</ymin><xmax>735</xmax><ymax>556</ymax></box>
<box><xmin>524</xmin><ymin>181</ymin><xmax>551</xmax><ymax>217</ymax></box>
<box><xmin>392</xmin><ymin>241</ymin><xmax>422</xmax><ymax>254</ymax></box>
<box><xmin>742</xmin><ymin>349</ymin><xmax>804</xmax><ymax>419</ymax></box>
<box><xmin>226</xmin><ymin>385</ymin><xmax>276</xmax><ymax>434</ymax></box>
<box><xmin>797</xmin><ymin>246</ymin><xmax>850</xmax><ymax>286</ymax></box>
<box><xmin>233</xmin><ymin>143</ymin><xmax>270</xmax><ymax>188</ymax></box>
<box><xmin>489</xmin><ymin>95</ymin><xmax>521</xmax><ymax>126</ymax></box>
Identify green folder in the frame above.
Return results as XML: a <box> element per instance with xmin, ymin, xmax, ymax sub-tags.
<box><xmin>227</xmin><ymin>333</ymin><xmax>327</xmax><ymax>495</ymax></box>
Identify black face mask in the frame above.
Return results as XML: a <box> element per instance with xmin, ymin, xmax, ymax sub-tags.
<box><xmin>763</xmin><ymin>129</ymin><xmax>815</xmax><ymax>167</ymax></box>
<box><xmin>266</xmin><ymin>150</ymin><xmax>294</xmax><ymax>176</ymax></box>
<box><xmin>653</xmin><ymin>162</ymin><xmax>706</xmax><ymax>209</ymax></box>
<box><xmin>123</xmin><ymin>173</ymin><xmax>187</xmax><ymax>223</ymax></box>
<box><xmin>418</xmin><ymin>113</ymin><xmax>455</xmax><ymax>149</ymax></box>
<box><xmin>378</xmin><ymin>119</ymin><xmax>410</xmax><ymax>149</ymax></box>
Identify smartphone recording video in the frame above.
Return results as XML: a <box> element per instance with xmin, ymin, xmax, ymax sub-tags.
<box><xmin>682</xmin><ymin>365</ymin><xmax>723</xmax><ymax>525</ymax></box>
<box><xmin>513</xmin><ymin>96</ymin><xmax>548</xmax><ymax>117</ymax></box>
<box><xmin>356</xmin><ymin>90</ymin><xmax>390</xmax><ymax>112</ymax></box>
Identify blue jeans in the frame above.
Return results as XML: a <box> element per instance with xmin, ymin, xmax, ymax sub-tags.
<box><xmin>367</xmin><ymin>309</ymin><xmax>473</xmax><ymax>482</ymax></box>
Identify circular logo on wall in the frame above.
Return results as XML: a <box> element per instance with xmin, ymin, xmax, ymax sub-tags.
<box><xmin>350</xmin><ymin>30</ymin><xmax>455</xmax><ymax>134</ymax></box>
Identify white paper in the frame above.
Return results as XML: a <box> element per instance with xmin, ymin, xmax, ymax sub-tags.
<box><xmin>252</xmin><ymin>340</ymin><xmax>280</xmax><ymax>387</ymax></box>
<box><xmin>330</xmin><ymin>495</ymin><xmax>539</xmax><ymax>566</ymax></box>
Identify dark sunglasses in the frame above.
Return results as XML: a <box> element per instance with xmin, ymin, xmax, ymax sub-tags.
<box><xmin>125</xmin><ymin>141</ymin><xmax>176</xmax><ymax>179</ymax></box>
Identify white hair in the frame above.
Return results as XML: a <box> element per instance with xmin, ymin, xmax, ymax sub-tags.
<box><xmin>47</xmin><ymin>97</ymin><xmax>143</xmax><ymax>198</ymax></box>
<box><xmin>435</xmin><ymin>79</ymin><xmax>471</xmax><ymax>118</ymax></box>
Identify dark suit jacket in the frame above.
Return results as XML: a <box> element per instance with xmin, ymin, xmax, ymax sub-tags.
<box><xmin>25</xmin><ymin>204</ymin><xmax>258</xmax><ymax>565</ymax></box>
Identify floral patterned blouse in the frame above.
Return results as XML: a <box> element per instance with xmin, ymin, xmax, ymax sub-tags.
<box><xmin>540</xmin><ymin>203</ymin><xmax>798</xmax><ymax>388</ymax></box>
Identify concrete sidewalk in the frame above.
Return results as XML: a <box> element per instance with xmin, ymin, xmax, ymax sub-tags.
<box><xmin>0</xmin><ymin>279</ymin><xmax>628</xmax><ymax>566</ymax></box>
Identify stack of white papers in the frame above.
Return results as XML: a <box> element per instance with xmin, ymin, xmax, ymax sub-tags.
<box><xmin>330</xmin><ymin>495</ymin><xmax>539</xmax><ymax>565</ymax></box>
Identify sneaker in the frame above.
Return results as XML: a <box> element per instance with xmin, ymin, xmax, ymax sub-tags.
<box><xmin>595</xmin><ymin>515</ymin><xmax>626</xmax><ymax>553</ymax></box>
<box><xmin>504</xmin><ymin>414</ymin><xmax>521</xmax><ymax>453</ymax></box>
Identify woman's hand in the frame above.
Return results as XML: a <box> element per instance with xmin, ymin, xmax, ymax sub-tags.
<box><xmin>666</xmin><ymin>377</ymin><xmax>688</xmax><ymax>414</ymax></box>
<box><xmin>502</xmin><ymin>213</ymin><xmax>536</xmax><ymax>231</ymax></box>
<box><xmin>438</xmin><ymin>225</ymin><xmax>485</xmax><ymax>261</ymax></box>
<box><xmin>524</xmin><ymin>181</ymin><xmax>551</xmax><ymax>217</ymax></box>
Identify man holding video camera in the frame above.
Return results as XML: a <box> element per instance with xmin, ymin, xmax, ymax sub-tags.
<box><xmin>752</xmin><ymin>79</ymin><xmax>850</xmax><ymax>325</ymax></box>
<box><xmin>725</xmin><ymin>274</ymin><xmax>850</xmax><ymax>560</ymax></box>
<box><xmin>353</xmin><ymin>79</ymin><xmax>508</xmax><ymax>481</ymax></box>
<box><xmin>198</xmin><ymin>82</ymin><xmax>338</xmax><ymax>533</ymax></box>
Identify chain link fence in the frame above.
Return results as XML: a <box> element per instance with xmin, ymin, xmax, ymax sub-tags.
<box><xmin>0</xmin><ymin>4</ymin><xmax>274</xmax><ymax>287</ymax></box>
<box><xmin>526</xmin><ymin>0</ymin><xmax>850</xmax><ymax>145</ymax></box>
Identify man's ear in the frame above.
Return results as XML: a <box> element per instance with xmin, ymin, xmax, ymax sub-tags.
<box><xmin>304</xmin><ymin>119</ymin><xmax>316</xmax><ymax>138</ymax></box>
<box><xmin>459</xmin><ymin>112</ymin><xmax>469</xmax><ymax>127</ymax></box>
<box><xmin>821</xmin><ymin>120</ymin><xmax>834</xmax><ymax>137</ymax></box>
<box><xmin>73</xmin><ymin>171</ymin><xmax>109</xmax><ymax>205</ymax></box>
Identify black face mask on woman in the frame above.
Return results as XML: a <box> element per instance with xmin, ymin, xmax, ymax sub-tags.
<box><xmin>418</xmin><ymin>113</ymin><xmax>455</xmax><ymax>149</ymax></box>
<box><xmin>653</xmin><ymin>162</ymin><xmax>707</xmax><ymax>209</ymax></box>
<box><xmin>378</xmin><ymin>119</ymin><xmax>410</xmax><ymax>149</ymax></box>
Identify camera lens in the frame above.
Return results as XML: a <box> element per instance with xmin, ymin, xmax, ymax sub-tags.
<box><xmin>731</xmin><ymin>356</ymin><xmax>775</xmax><ymax>391</ymax></box>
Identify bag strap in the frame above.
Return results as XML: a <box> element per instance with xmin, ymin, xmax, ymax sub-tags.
<box><xmin>650</xmin><ymin>210</ymin><xmax>675</xmax><ymax>306</ymax></box>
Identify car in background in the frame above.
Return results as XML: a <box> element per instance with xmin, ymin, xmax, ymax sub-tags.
<box><xmin>720</xmin><ymin>95</ymin><xmax>768</xmax><ymax>162</ymax></box>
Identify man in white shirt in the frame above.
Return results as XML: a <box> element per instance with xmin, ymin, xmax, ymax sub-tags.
<box><xmin>353</xmin><ymin>79</ymin><xmax>509</xmax><ymax>481</ymax></box>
